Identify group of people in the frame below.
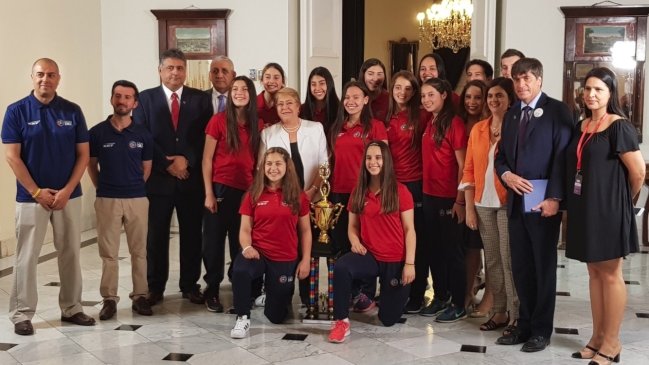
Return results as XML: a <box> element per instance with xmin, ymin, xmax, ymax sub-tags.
<box><xmin>2</xmin><ymin>47</ymin><xmax>643</xmax><ymax>365</ymax></box>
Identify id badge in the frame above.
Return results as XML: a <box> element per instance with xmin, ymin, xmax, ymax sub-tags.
<box><xmin>573</xmin><ymin>172</ymin><xmax>583</xmax><ymax>196</ymax></box>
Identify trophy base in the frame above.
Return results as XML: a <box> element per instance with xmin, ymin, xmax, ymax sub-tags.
<box><xmin>301</xmin><ymin>309</ymin><xmax>334</xmax><ymax>324</ymax></box>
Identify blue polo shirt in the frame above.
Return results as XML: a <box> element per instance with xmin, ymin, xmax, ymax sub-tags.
<box><xmin>89</xmin><ymin>117</ymin><xmax>153</xmax><ymax>198</ymax></box>
<box><xmin>1</xmin><ymin>93</ymin><xmax>89</xmax><ymax>203</ymax></box>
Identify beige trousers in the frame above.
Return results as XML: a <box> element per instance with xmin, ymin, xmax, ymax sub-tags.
<box><xmin>9</xmin><ymin>198</ymin><xmax>83</xmax><ymax>323</ymax></box>
<box><xmin>475</xmin><ymin>206</ymin><xmax>519</xmax><ymax>318</ymax></box>
<box><xmin>95</xmin><ymin>197</ymin><xmax>149</xmax><ymax>302</ymax></box>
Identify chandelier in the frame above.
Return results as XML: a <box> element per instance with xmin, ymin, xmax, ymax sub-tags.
<box><xmin>416</xmin><ymin>0</ymin><xmax>473</xmax><ymax>53</ymax></box>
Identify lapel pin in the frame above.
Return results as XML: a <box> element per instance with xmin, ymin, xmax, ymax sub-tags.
<box><xmin>534</xmin><ymin>108</ymin><xmax>544</xmax><ymax>118</ymax></box>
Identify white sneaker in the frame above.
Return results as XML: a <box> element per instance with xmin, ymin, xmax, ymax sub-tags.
<box><xmin>254</xmin><ymin>294</ymin><xmax>266</xmax><ymax>307</ymax></box>
<box><xmin>230</xmin><ymin>315</ymin><xmax>250</xmax><ymax>339</ymax></box>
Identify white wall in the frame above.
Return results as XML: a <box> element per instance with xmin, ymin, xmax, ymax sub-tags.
<box><xmin>0</xmin><ymin>0</ymin><xmax>103</xmax><ymax>255</ymax></box>
<box><xmin>100</xmin><ymin>0</ymin><xmax>299</xmax><ymax>117</ymax></box>
<box><xmin>501</xmin><ymin>0</ymin><xmax>649</xmax><ymax>155</ymax></box>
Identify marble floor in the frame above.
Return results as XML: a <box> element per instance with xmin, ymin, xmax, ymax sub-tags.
<box><xmin>0</xmin><ymin>231</ymin><xmax>647</xmax><ymax>365</ymax></box>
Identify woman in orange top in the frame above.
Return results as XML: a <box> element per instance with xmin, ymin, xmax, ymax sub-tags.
<box><xmin>460</xmin><ymin>77</ymin><xmax>519</xmax><ymax>334</ymax></box>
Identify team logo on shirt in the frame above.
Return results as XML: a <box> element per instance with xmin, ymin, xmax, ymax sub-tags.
<box><xmin>337</xmin><ymin>132</ymin><xmax>345</xmax><ymax>138</ymax></box>
<box><xmin>128</xmin><ymin>141</ymin><xmax>144</xmax><ymax>149</ymax></box>
<box><xmin>281</xmin><ymin>201</ymin><xmax>289</xmax><ymax>207</ymax></box>
<box><xmin>279</xmin><ymin>275</ymin><xmax>294</xmax><ymax>284</ymax></box>
<box><xmin>56</xmin><ymin>120</ymin><xmax>73</xmax><ymax>127</ymax></box>
<box><xmin>28</xmin><ymin>120</ymin><xmax>40</xmax><ymax>126</ymax></box>
<box><xmin>103</xmin><ymin>142</ymin><xmax>115</xmax><ymax>148</ymax></box>
<box><xmin>257</xmin><ymin>200</ymin><xmax>269</xmax><ymax>206</ymax></box>
<box><xmin>353</xmin><ymin>131</ymin><xmax>361</xmax><ymax>138</ymax></box>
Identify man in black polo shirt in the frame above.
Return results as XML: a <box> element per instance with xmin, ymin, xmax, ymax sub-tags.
<box><xmin>88</xmin><ymin>80</ymin><xmax>153</xmax><ymax>320</ymax></box>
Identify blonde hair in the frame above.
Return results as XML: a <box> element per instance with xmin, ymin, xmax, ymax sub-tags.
<box><xmin>274</xmin><ymin>87</ymin><xmax>300</xmax><ymax>104</ymax></box>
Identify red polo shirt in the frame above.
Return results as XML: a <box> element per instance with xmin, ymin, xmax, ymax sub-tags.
<box><xmin>205</xmin><ymin>112</ymin><xmax>264</xmax><ymax>191</ymax></box>
<box><xmin>371</xmin><ymin>90</ymin><xmax>389</xmax><ymax>122</ymax></box>
<box><xmin>387</xmin><ymin>109</ymin><xmax>430</xmax><ymax>182</ymax></box>
<box><xmin>239</xmin><ymin>189</ymin><xmax>310</xmax><ymax>261</ymax></box>
<box><xmin>348</xmin><ymin>183</ymin><xmax>414</xmax><ymax>262</ymax></box>
<box><xmin>422</xmin><ymin>115</ymin><xmax>467</xmax><ymax>197</ymax></box>
<box><xmin>257</xmin><ymin>91</ymin><xmax>280</xmax><ymax>126</ymax></box>
<box><xmin>332</xmin><ymin>119</ymin><xmax>388</xmax><ymax>193</ymax></box>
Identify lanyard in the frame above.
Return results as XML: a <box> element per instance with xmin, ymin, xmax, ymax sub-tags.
<box><xmin>576</xmin><ymin>114</ymin><xmax>606</xmax><ymax>171</ymax></box>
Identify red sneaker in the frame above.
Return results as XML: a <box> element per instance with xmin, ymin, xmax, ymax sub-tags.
<box><xmin>328</xmin><ymin>319</ymin><xmax>350</xmax><ymax>343</ymax></box>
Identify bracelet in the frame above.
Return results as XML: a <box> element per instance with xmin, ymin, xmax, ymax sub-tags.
<box><xmin>31</xmin><ymin>188</ymin><xmax>41</xmax><ymax>199</ymax></box>
<box><xmin>454</xmin><ymin>201</ymin><xmax>465</xmax><ymax>206</ymax></box>
<box><xmin>242</xmin><ymin>245</ymin><xmax>253</xmax><ymax>253</ymax></box>
<box><xmin>404</xmin><ymin>262</ymin><xmax>415</xmax><ymax>266</ymax></box>
<box><xmin>310</xmin><ymin>185</ymin><xmax>318</xmax><ymax>191</ymax></box>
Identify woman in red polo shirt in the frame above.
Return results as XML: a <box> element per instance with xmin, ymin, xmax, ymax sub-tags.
<box><xmin>202</xmin><ymin>76</ymin><xmax>263</xmax><ymax>313</ymax></box>
<box><xmin>300</xmin><ymin>66</ymin><xmax>339</xmax><ymax>135</ymax></box>
<box><xmin>328</xmin><ymin>141</ymin><xmax>415</xmax><ymax>343</ymax></box>
<box><xmin>257</xmin><ymin>63</ymin><xmax>285</xmax><ymax>126</ymax></box>
<box><xmin>329</xmin><ymin>80</ymin><xmax>388</xmax><ymax>311</ymax></box>
<box><xmin>230</xmin><ymin>147</ymin><xmax>311</xmax><ymax>339</ymax></box>
<box><xmin>359</xmin><ymin>58</ymin><xmax>389</xmax><ymax>122</ymax></box>
<box><xmin>384</xmin><ymin>70</ymin><xmax>430</xmax><ymax>314</ymax></box>
<box><xmin>419</xmin><ymin>78</ymin><xmax>468</xmax><ymax>322</ymax></box>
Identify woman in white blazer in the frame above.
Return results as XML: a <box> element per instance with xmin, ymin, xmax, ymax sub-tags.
<box><xmin>260</xmin><ymin>87</ymin><xmax>329</xmax><ymax>201</ymax></box>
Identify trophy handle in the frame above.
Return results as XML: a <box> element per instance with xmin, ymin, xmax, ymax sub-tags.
<box><xmin>330</xmin><ymin>203</ymin><xmax>345</xmax><ymax>227</ymax></box>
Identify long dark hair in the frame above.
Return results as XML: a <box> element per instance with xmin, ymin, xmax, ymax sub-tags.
<box><xmin>300</xmin><ymin>66</ymin><xmax>339</xmax><ymax>130</ymax></box>
<box><xmin>386</xmin><ymin>71</ymin><xmax>422</xmax><ymax>148</ymax></box>
<box><xmin>225</xmin><ymin>76</ymin><xmax>260</xmax><ymax>154</ymax></box>
<box><xmin>458</xmin><ymin>79</ymin><xmax>488</xmax><ymax>123</ymax></box>
<box><xmin>418</xmin><ymin>53</ymin><xmax>447</xmax><ymax>83</ymax></box>
<box><xmin>329</xmin><ymin>81</ymin><xmax>373</xmax><ymax>151</ymax></box>
<box><xmin>350</xmin><ymin>140</ymin><xmax>399</xmax><ymax>214</ymax></box>
<box><xmin>250</xmin><ymin>147</ymin><xmax>302</xmax><ymax>214</ymax></box>
<box><xmin>423</xmin><ymin>78</ymin><xmax>455</xmax><ymax>146</ymax></box>
<box><xmin>358</xmin><ymin>58</ymin><xmax>388</xmax><ymax>91</ymax></box>
<box><xmin>583</xmin><ymin>67</ymin><xmax>626</xmax><ymax>119</ymax></box>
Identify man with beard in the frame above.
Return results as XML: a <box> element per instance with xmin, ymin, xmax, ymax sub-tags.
<box><xmin>2</xmin><ymin>58</ymin><xmax>94</xmax><ymax>335</ymax></box>
<box><xmin>87</xmin><ymin>80</ymin><xmax>154</xmax><ymax>320</ymax></box>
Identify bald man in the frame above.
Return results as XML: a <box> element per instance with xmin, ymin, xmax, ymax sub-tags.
<box><xmin>2</xmin><ymin>58</ymin><xmax>95</xmax><ymax>335</ymax></box>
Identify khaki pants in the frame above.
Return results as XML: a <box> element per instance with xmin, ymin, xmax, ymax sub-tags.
<box><xmin>95</xmin><ymin>197</ymin><xmax>148</xmax><ymax>302</ymax></box>
<box><xmin>9</xmin><ymin>198</ymin><xmax>83</xmax><ymax>324</ymax></box>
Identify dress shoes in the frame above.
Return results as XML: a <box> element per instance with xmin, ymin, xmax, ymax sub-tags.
<box><xmin>14</xmin><ymin>320</ymin><xmax>34</xmax><ymax>335</ymax></box>
<box><xmin>521</xmin><ymin>335</ymin><xmax>551</xmax><ymax>352</ymax></box>
<box><xmin>99</xmin><ymin>299</ymin><xmax>117</xmax><ymax>320</ymax></box>
<box><xmin>132</xmin><ymin>297</ymin><xmax>153</xmax><ymax>316</ymax></box>
<box><xmin>205</xmin><ymin>295</ymin><xmax>224</xmax><ymax>313</ymax></box>
<box><xmin>147</xmin><ymin>291</ymin><xmax>164</xmax><ymax>306</ymax></box>
<box><xmin>182</xmin><ymin>290</ymin><xmax>204</xmax><ymax>304</ymax></box>
<box><xmin>496</xmin><ymin>330</ymin><xmax>530</xmax><ymax>345</ymax></box>
<box><xmin>61</xmin><ymin>312</ymin><xmax>96</xmax><ymax>326</ymax></box>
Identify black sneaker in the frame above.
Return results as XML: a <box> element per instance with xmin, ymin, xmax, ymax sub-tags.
<box><xmin>404</xmin><ymin>300</ymin><xmax>423</xmax><ymax>314</ymax></box>
<box><xmin>205</xmin><ymin>295</ymin><xmax>224</xmax><ymax>313</ymax></box>
<box><xmin>419</xmin><ymin>297</ymin><xmax>449</xmax><ymax>317</ymax></box>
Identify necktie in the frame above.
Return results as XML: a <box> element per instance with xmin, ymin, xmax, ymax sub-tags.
<box><xmin>518</xmin><ymin>106</ymin><xmax>532</xmax><ymax>147</ymax></box>
<box><xmin>171</xmin><ymin>92</ymin><xmax>180</xmax><ymax>130</ymax></box>
<box><xmin>217</xmin><ymin>94</ymin><xmax>226</xmax><ymax>113</ymax></box>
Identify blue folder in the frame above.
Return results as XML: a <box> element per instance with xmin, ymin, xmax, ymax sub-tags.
<box><xmin>523</xmin><ymin>179</ymin><xmax>548</xmax><ymax>213</ymax></box>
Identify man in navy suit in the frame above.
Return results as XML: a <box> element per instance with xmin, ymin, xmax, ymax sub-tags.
<box><xmin>133</xmin><ymin>49</ymin><xmax>213</xmax><ymax>306</ymax></box>
<box><xmin>494</xmin><ymin>58</ymin><xmax>573</xmax><ymax>352</ymax></box>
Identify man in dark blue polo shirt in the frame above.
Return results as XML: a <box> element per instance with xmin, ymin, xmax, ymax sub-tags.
<box><xmin>87</xmin><ymin>80</ymin><xmax>153</xmax><ymax>320</ymax></box>
<box><xmin>1</xmin><ymin>58</ymin><xmax>95</xmax><ymax>335</ymax></box>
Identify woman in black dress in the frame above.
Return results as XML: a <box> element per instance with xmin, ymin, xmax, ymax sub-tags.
<box><xmin>566</xmin><ymin>67</ymin><xmax>645</xmax><ymax>365</ymax></box>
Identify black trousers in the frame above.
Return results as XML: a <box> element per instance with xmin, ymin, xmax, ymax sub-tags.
<box><xmin>508</xmin><ymin>197</ymin><xmax>560</xmax><ymax>338</ymax></box>
<box><xmin>333</xmin><ymin>252</ymin><xmax>409</xmax><ymax>326</ymax></box>
<box><xmin>202</xmin><ymin>183</ymin><xmax>245</xmax><ymax>296</ymax></box>
<box><xmin>421</xmin><ymin>194</ymin><xmax>466</xmax><ymax>308</ymax></box>
<box><xmin>401</xmin><ymin>181</ymin><xmax>426</xmax><ymax>306</ymax></box>
<box><xmin>147</xmin><ymin>189</ymin><xmax>204</xmax><ymax>294</ymax></box>
<box><xmin>232</xmin><ymin>254</ymin><xmax>297</xmax><ymax>324</ymax></box>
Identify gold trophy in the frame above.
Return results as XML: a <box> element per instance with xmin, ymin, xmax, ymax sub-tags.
<box><xmin>310</xmin><ymin>163</ymin><xmax>344</xmax><ymax>243</ymax></box>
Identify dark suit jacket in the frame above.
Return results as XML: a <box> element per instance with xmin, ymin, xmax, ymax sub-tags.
<box><xmin>495</xmin><ymin>92</ymin><xmax>574</xmax><ymax>217</ymax></box>
<box><xmin>133</xmin><ymin>85</ymin><xmax>213</xmax><ymax>195</ymax></box>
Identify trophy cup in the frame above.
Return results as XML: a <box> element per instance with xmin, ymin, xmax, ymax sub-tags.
<box><xmin>304</xmin><ymin>163</ymin><xmax>344</xmax><ymax>322</ymax></box>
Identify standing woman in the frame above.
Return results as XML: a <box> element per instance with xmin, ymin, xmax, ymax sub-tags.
<box><xmin>385</xmin><ymin>71</ymin><xmax>428</xmax><ymax>313</ymax></box>
<box><xmin>461</xmin><ymin>77</ymin><xmax>519</xmax><ymax>333</ymax></box>
<box><xmin>417</xmin><ymin>53</ymin><xmax>460</xmax><ymax>108</ymax></box>
<box><xmin>419</xmin><ymin>78</ymin><xmax>468</xmax><ymax>322</ymax></box>
<box><xmin>328</xmin><ymin>141</ymin><xmax>415</xmax><ymax>343</ymax></box>
<box><xmin>257</xmin><ymin>63</ymin><xmax>285</xmax><ymax>126</ymax></box>
<box><xmin>359</xmin><ymin>58</ymin><xmax>389</xmax><ymax>122</ymax></box>
<box><xmin>230</xmin><ymin>147</ymin><xmax>312</xmax><ymax>338</ymax></box>
<box><xmin>300</xmin><ymin>66</ymin><xmax>339</xmax><ymax>135</ymax></box>
<box><xmin>329</xmin><ymin>81</ymin><xmax>388</xmax><ymax>311</ymax></box>
<box><xmin>566</xmin><ymin>67</ymin><xmax>644</xmax><ymax>364</ymax></box>
<box><xmin>458</xmin><ymin>80</ymin><xmax>493</xmax><ymax>315</ymax></box>
<box><xmin>202</xmin><ymin>76</ymin><xmax>263</xmax><ymax>312</ymax></box>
